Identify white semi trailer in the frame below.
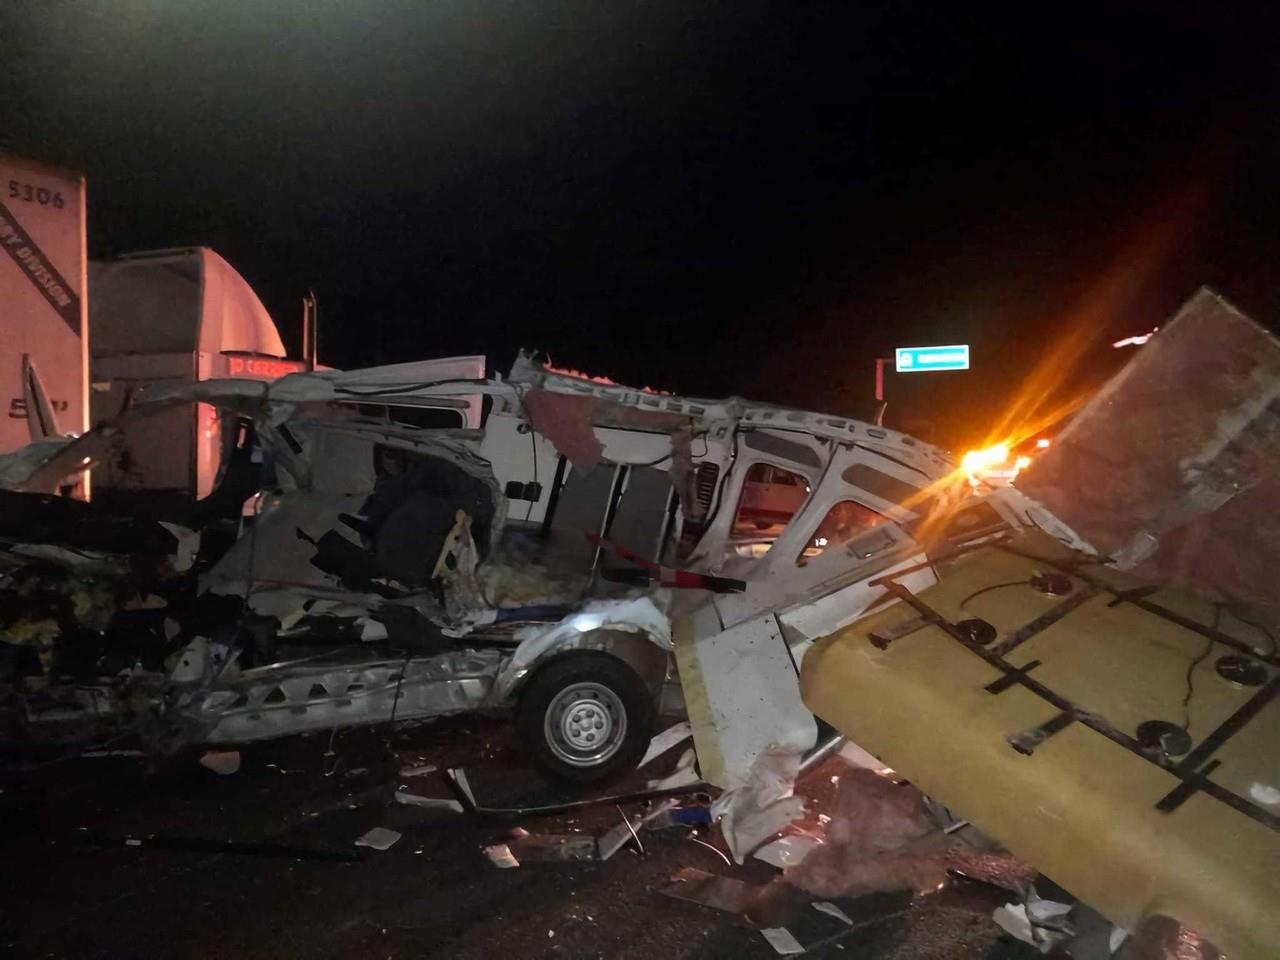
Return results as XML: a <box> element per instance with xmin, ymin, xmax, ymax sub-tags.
<box><xmin>0</xmin><ymin>156</ymin><xmax>89</xmax><ymax>478</ymax></box>
<box><xmin>0</xmin><ymin>154</ymin><xmax>306</xmax><ymax>504</ymax></box>
<box><xmin>89</xmin><ymin>247</ymin><xmax>308</xmax><ymax>506</ymax></box>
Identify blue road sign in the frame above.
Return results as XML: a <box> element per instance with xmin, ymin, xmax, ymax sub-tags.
<box><xmin>895</xmin><ymin>344</ymin><xmax>970</xmax><ymax>373</ymax></box>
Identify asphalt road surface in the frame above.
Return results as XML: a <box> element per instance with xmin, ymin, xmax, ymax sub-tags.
<box><xmin>1</xmin><ymin>717</ymin><xmax>1037</xmax><ymax>960</ymax></box>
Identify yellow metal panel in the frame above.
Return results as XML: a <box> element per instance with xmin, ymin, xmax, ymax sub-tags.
<box><xmin>800</xmin><ymin>541</ymin><xmax>1280</xmax><ymax>959</ymax></box>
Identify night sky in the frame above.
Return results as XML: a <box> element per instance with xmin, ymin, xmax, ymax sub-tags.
<box><xmin>5</xmin><ymin>1</ymin><xmax>1280</xmax><ymax>448</ymax></box>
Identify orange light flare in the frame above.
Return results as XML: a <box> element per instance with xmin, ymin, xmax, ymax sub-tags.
<box><xmin>957</xmin><ymin>441</ymin><xmax>1037</xmax><ymax>488</ymax></box>
<box><xmin>968</xmin><ymin>175</ymin><xmax>1207</xmax><ymax>468</ymax></box>
<box><xmin>960</xmin><ymin>442</ymin><xmax>1010</xmax><ymax>486</ymax></box>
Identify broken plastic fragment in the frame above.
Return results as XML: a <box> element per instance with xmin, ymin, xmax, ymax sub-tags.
<box><xmin>992</xmin><ymin>896</ymin><xmax>1074</xmax><ymax>954</ymax></box>
<box><xmin>394</xmin><ymin>791</ymin><xmax>463</xmax><ymax>813</ymax></box>
<box><xmin>198</xmin><ymin>749</ymin><xmax>241</xmax><ymax>775</ymax></box>
<box><xmin>753</xmin><ymin>834</ymin><xmax>821</xmax><ymax>869</ymax></box>
<box><xmin>812</xmin><ymin>901</ymin><xmax>854</xmax><ymax>925</ymax></box>
<box><xmin>399</xmin><ymin>763</ymin><xmax>438</xmax><ymax>777</ymax></box>
<box><xmin>484</xmin><ymin>843</ymin><xmax>520</xmax><ymax>869</ymax></box>
<box><xmin>646</xmin><ymin>747</ymin><xmax>702</xmax><ymax>791</ymax></box>
<box><xmin>639</xmin><ymin>720</ymin><xmax>693</xmax><ymax>769</ymax></box>
<box><xmin>354</xmin><ymin>827</ymin><xmax>402</xmax><ymax>851</ymax></box>
<box><xmin>760</xmin><ymin>927</ymin><xmax>805</xmax><ymax>955</ymax></box>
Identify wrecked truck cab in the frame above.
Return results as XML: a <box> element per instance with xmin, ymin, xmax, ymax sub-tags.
<box><xmin>153</xmin><ymin>360</ymin><xmax>682</xmax><ymax>783</ymax></box>
<box><xmin>4</xmin><ymin>352</ymin><xmax>968</xmax><ymax>788</ymax></box>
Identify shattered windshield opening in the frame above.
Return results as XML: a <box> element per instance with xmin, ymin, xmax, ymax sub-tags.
<box><xmin>728</xmin><ymin>462</ymin><xmax>810</xmax><ymax>559</ymax></box>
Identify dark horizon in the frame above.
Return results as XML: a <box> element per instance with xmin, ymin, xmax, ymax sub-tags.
<box><xmin>6</xmin><ymin>1</ymin><xmax>1280</xmax><ymax>448</ymax></box>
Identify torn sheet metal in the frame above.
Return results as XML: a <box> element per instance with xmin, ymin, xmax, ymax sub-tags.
<box><xmin>491</xmin><ymin>595</ymin><xmax>671</xmax><ymax>701</ymax></box>
<box><xmin>991</xmin><ymin>892</ymin><xmax>1075</xmax><ymax>955</ymax></box>
<box><xmin>506</xmin><ymin>832</ymin><xmax>599</xmax><ymax>863</ymax></box>
<box><xmin>638</xmin><ymin>720</ymin><xmax>692</xmax><ymax>768</ymax></box>
<box><xmin>188</xmin><ymin>649</ymin><xmax>504</xmax><ymax>743</ymax></box>
<box><xmin>1018</xmin><ymin>287</ymin><xmax>1280</xmax><ymax>618</ymax></box>
<box><xmin>712</xmin><ymin>746</ymin><xmax>808</xmax><ymax>863</ymax></box>
<box><xmin>645</xmin><ymin>747</ymin><xmax>702</xmax><ymax>791</ymax></box>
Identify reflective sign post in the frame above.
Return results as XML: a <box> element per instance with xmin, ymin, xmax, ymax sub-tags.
<box><xmin>895</xmin><ymin>344</ymin><xmax>971</xmax><ymax>372</ymax></box>
<box><xmin>874</xmin><ymin>345</ymin><xmax>971</xmax><ymax>425</ymax></box>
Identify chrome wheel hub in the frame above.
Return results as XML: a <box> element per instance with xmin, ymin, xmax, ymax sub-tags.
<box><xmin>544</xmin><ymin>682</ymin><xmax>626</xmax><ymax>767</ymax></box>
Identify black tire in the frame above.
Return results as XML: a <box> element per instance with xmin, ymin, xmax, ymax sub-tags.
<box><xmin>517</xmin><ymin>651</ymin><xmax>654</xmax><ymax>786</ymax></box>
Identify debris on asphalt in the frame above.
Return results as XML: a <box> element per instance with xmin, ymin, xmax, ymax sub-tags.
<box><xmin>645</xmin><ymin>801</ymin><xmax>713</xmax><ymax>830</ymax></box>
<box><xmin>394</xmin><ymin>790</ymin><xmax>464</xmax><ymax>813</ymax></box>
<box><xmin>811</xmin><ymin>901</ymin><xmax>853</xmax><ymax>925</ymax></box>
<box><xmin>598</xmin><ymin>811</ymin><xmax>648</xmax><ymax>862</ymax></box>
<box><xmin>759</xmin><ymin>926</ymin><xmax>805</xmax><ymax>955</ymax></box>
<box><xmin>483</xmin><ymin>843</ymin><xmax>520</xmax><ymax>869</ymax></box>
<box><xmin>399</xmin><ymin>763</ymin><xmax>438</xmax><ymax>777</ymax></box>
<box><xmin>655</xmin><ymin>866</ymin><xmax>765</xmax><ymax>916</ymax></box>
<box><xmin>686</xmin><ymin>834</ymin><xmax>731</xmax><ymax>866</ymax></box>
<box><xmin>638</xmin><ymin>720</ymin><xmax>692</xmax><ymax>768</ymax></box>
<box><xmin>354</xmin><ymin>827</ymin><xmax>402</xmax><ymax>851</ymax></box>
<box><xmin>85</xmin><ymin>831</ymin><xmax>360</xmax><ymax>862</ymax></box>
<box><xmin>645</xmin><ymin>747</ymin><xmax>703</xmax><ymax>791</ymax></box>
<box><xmin>446</xmin><ymin>762</ymin><xmax>705</xmax><ymax>816</ymax></box>
<box><xmin>753</xmin><ymin>834</ymin><xmax>821</xmax><ymax>869</ymax></box>
<box><xmin>507</xmin><ymin>832</ymin><xmax>598</xmax><ymax>863</ymax></box>
<box><xmin>991</xmin><ymin>894</ymin><xmax>1074</xmax><ymax>954</ymax></box>
<box><xmin>712</xmin><ymin>745</ymin><xmax>807</xmax><ymax>863</ymax></box>
<box><xmin>198</xmin><ymin>749</ymin><xmax>241</xmax><ymax>775</ymax></box>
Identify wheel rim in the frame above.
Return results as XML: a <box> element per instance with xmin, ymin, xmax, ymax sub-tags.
<box><xmin>543</xmin><ymin>681</ymin><xmax>627</xmax><ymax>768</ymax></box>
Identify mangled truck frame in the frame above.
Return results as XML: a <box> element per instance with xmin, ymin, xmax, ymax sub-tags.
<box><xmin>1</xmin><ymin>350</ymin><xmax>1062</xmax><ymax>784</ymax></box>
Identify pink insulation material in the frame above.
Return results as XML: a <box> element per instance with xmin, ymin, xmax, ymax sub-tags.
<box><xmin>784</xmin><ymin>769</ymin><xmax>948</xmax><ymax>897</ymax></box>
<box><xmin>1017</xmin><ymin>287</ymin><xmax>1280</xmax><ymax>617</ymax></box>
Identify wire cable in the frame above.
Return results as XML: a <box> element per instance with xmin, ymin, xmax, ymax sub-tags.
<box><xmin>524</xmin><ymin>426</ymin><xmax>538</xmax><ymax>522</ymax></box>
<box><xmin>1181</xmin><ymin>604</ymin><xmax>1222</xmax><ymax>731</ymax></box>
<box><xmin>959</xmin><ymin>579</ymin><xmax>1028</xmax><ymax>609</ymax></box>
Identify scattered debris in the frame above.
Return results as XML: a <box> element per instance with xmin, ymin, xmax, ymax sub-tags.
<box><xmin>446</xmin><ymin>763</ymin><xmax>704</xmax><ymax>816</ymax></box>
<box><xmin>354</xmin><ymin>827</ymin><xmax>402</xmax><ymax>851</ymax></box>
<box><xmin>754</xmin><ymin>834</ymin><xmax>821</xmax><ymax>869</ymax></box>
<box><xmin>759</xmin><ymin>927</ymin><xmax>805</xmax><ymax>955</ymax></box>
<box><xmin>687</xmin><ymin>834</ymin><xmax>731</xmax><ymax>866</ymax></box>
<box><xmin>598</xmin><ymin>811</ymin><xmax>647</xmax><ymax>861</ymax></box>
<box><xmin>399</xmin><ymin>763</ymin><xmax>437</xmax><ymax>777</ymax></box>
<box><xmin>655</xmin><ymin>867</ymin><xmax>765</xmax><ymax>916</ymax></box>
<box><xmin>645</xmin><ymin>747</ymin><xmax>703</xmax><ymax>791</ymax></box>
<box><xmin>483</xmin><ymin>843</ymin><xmax>520</xmax><ymax>869</ymax></box>
<box><xmin>507</xmin><ymin>832</ymin><xmax>598</xmax><ymax>863</ymax></box>
<box><xmin>713</xmin><ymin>746</ymin><xmax>806</xmax><ymax>863</ymax></box>
<box><xmin>638</xmin><ymin>720</ymin><xmax>692</xmax><ymax>768</ymax></box>
<box><xmin>394</xmin><ymin>791</ymin><xmax>463</xmax><ymax>813</ymax></box>
<box><xmin>85</xmin><ymin>831</ymin><xmax>358</xmax><ymax>861</ymax></box>
<box><xmin>198</xmin><ymin>749</ymin><xmax>241</xmax><ymax>775</ymax></box>
<box><xmin>811</xmin><ymin>901</ymin><xmax>853</xmax><ymax>925</ymax></box>
<box><xmin>991</xmin><ymin>891</ymin><xmax>1075</xmax><ymax>954</ymax></box>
